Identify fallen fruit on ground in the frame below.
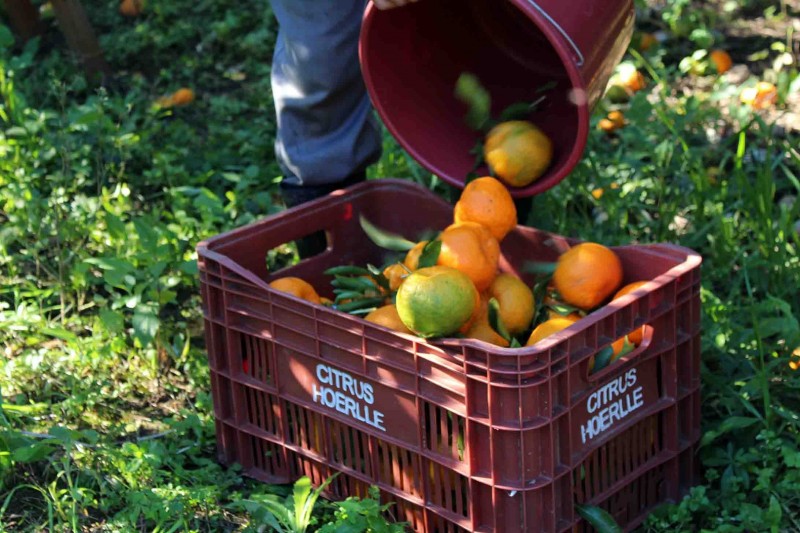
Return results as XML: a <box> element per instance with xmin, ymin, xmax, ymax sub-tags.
<box><xmin>709</xmin><ymin>49</ymin><xmax>733</xmax><ymax>74</ymax></box>
<box><xmin>484</xmin><ymin>120</ymin><xmax>553</xmax><ymax>188</ymax></box>
<box><xmin>740</xmin><ymin>81</ymin><xmax>778</xmax><ymax>109</ymax></box>
<box><xmin>636</xmin><ymin>32</ymin><xmax>657</xmax><ymax>52</ymax></box>
<box><xmin>552</xmin><ymin>242</ymin><xmax>623</xmax><ymax>310</ymax></box>
<box><xmin>119</xmin><ymin>0</ymin><xmax>144</xmax><ymax>17</ymax></box>
<box><xmin>269</xmin><ymin>276</ymin><xmax>322</xmax><ymax>305</ymax></box>
<box><xmin>454</xmin><ymin>176</ymin><xmax>517</xmax><ymax>241</ymax></box>
<box><xmin>598</xmin><ymin>110</ymin><xmax>625</xmax><ymax>134</ymax></box>
<box><xmin>171</xmin><ymin>88</ymin><xmax>196</xmax><ymax>106</ymax></box>
<box><xmin>437</xmin><ymin>221</ymin><xmax>500</xmax><ymax>291</ymax></box>
<box><xmin>396</xmin><ymin>266</ymin><xmax>479</xmax><ymax>338</ymax></box>
<box><xmin>614</xmin><ymin>64</ymin><xmax>647</xmax><ymax>93</ymax></box>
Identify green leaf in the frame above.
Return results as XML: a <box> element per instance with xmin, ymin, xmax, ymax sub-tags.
<box><xmin>333</xmin><ymin>290</ymin><xmax>365</xmax><ymax>303</ymax></box>
<box><xmin>12</xmin><ymin>442</ymin><xmax>56</xmax><ymax>463</ymax></box>
<box><xmin>417</xmin><ymin>239</ymin><xmax>442</xmax><ymax>269</ymax></box>
<box><xmin>0</xmin><ymin>25</ymin><xmax>14</xmax><ymax>49</ymax></box>
<box><xmin>576</xmin><ymin>504</ymin><xmax>622</xmax><ymax>533</ymax></box>
<box><xmin>522</xmin><ymin>261</ymin><xmax>558</xmax><ymax>275</ymax></box>
<box><xmin>766</xmin><ymin>495</ymin><xmax>782</xmax><ymax>530</ymax></box>
<box><xmin>359</xmin><ymin>215</ymin><xmax>416</xmax><ymax>252</ymax></box>
<box><xmin>104</xmin><ymin>212</ymin><xmax>126</xmax><ymax>241</ymax></box>
<box><xmin>292</xmin><ymin>476</ymin><xmax>313</xmax><ymax>532</ymax></box>
<box><xmin>85</xmin><ymin>257</ymin><xmax>137</xmax><ymax>288</ymax></box>
<box><xmin>331</xmin><ymin>276</ymin><xmax>379</xmax><ymax>292</ymax></box>
<box><xmin>132</xmin><ymin>305</ymin><xmax>160</xmax><ymax>347</ymax></box>
<box><xmin>487</xmin><ymin>297</ymin><xmax>512</xmax><ymax>342</ymax></box>
<box><xmin>99</xmin><ymin>309</ymin><xmax>125</xmax><ymax>334</ymax></box>
<box><xmin>454</xmin><ymin>72</ymin><xmax>492</xmax><ymax>131</ymax></box>
<box><xmin>324</xmin><ymin>265</ymin><xmax>374</xmax><ymax>277</ymax></box>
<box><xmin>134</xmin><ymin>218</ymin><xmax>160</xmax><ymax>251</ymax></box>
<box><xmin>48</xmin><ymin>426</ymin><xmax>81</xmax><ymax>445</ymax></box>
<box><xmin>334</xmin><ymin>297</ymin><xmax>386</xmax><ymax>314</ymax></box>
<box><xmin>39</xmin><ymin>327</ymin><xmax>77</xmax><ymax>344</ymax></box>
<box><xmin>700</xmin><ymin>416</ymin><xmax>761</xmax><ymax>448</ymax></box>
<box><xmin>592</xmin><ymin>346</ymin><xmax>615</xmax><ymax>373</ymax></box>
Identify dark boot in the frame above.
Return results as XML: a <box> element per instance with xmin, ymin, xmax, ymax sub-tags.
<box><xmin>279</xmin><ymin>172</ymin><xmax>366</xmax><ymax>258</ymax></box>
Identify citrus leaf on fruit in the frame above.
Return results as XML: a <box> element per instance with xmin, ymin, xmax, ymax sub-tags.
<box><xmin>324</xmin><ymin>265</ymin><xmax>373</xmax><ymax>277</ymax></box>
<box><xmin>522</xmin><ymin>261</ymin><xmax>558</xmax><ymax>275</ymax></box>
<box><xmin>498</xmin><ymin>99</ymin><xmax>542</xmax><ymax>122</ymax></box>
<box><xmin>576</xmin><ymin>504</ymin><xmax>622</xmax><ymax>533</ymax></box>
<box><xmin>333</xmin><ymin>290</ymin><xmax>364</xmax><ymax>303</ymax></box>
<box><xmin>455</xmin><ymin>72</ymin><xmax>492</xmax><ymax>131</ymax></box>
<box><xmin>359</xmin><ymin>215</ymin><xmax>416</xmax><ymax>251</ymax></box>
<box><xmin>592</xmin><ymin>346</ymin><xmax>615</xmax><ymax>373</ymax></box>
<box><xmin>617</xmin><ymin>337</ymin><xmax>636</xmax><ymax>358</ymax></box>
<box><xmin>334</xmin><ymin>297</ymin><xmax>386</xmax><ymax>314</ymax></box>
<box><xmin>331</xmin><ymin>277</ymin><xmax>379</xmax><ymax>292</ymax></box>
<box><xmin>417</xmin><ymin>240</ymin><xmax>442</xmax><ymax>269</ymax></box>
<box><xmin>487</xmin><ymin>297</ymin><xmax>512</xmax><ymax>343</ymax></box>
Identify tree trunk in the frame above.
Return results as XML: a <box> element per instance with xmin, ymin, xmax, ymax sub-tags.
<box><xmin>3</xmin><ymin>0</ymin><xmax>45</xmax><ymax>42</ymax></box>
<box><xmin>49</xmin><ymin>0</ymin><xmax>112</xmax><ymax>81</ymax></box>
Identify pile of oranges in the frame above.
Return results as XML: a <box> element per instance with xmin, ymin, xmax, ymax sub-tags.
<box><xmin>269</xmin><ymin>176</ymin><xmax>648</xmax><ymax>371</ymax></box>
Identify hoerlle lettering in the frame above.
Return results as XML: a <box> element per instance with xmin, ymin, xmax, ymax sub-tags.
<box><xmin>587</xmin><ymin>368</ymin><xmax>638</xmax><ymax>413</ymax></box>
<box><xmin>581</xmin><ymin>368</ymin><xmax>645</xmax><ymax>444</ymax></box>
<box><xmin>312</xmin><ymin>364</ymin><xmax>386</xmax><ymax>432</ymax></box>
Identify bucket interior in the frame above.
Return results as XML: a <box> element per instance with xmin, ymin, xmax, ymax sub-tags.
<box><xmin>361</xmin><ymin>0</ymin><xmax>585</xmax><ymax>196</ymax></box>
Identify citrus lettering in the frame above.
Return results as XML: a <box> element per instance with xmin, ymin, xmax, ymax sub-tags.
<box><xmin>311</xmin><ymin>364</ymin><xmax>386</xmax><ymax>432</ymax></box>
<box><xmin>581</xmin><ymin>369</ymin><xmax>644</xmax><ymax>443</ymax></box>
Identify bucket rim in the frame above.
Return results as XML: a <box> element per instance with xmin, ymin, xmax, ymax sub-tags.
<box><xmin>359</xmin><ymin>0</ymin><xmax>590</xmax><ymax>198</ymax></box>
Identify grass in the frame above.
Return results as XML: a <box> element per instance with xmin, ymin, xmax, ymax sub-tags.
<box><xmin>1</xmin><ymin>0</ymin><xmax>800</xmax><ymax>531</ymax></box>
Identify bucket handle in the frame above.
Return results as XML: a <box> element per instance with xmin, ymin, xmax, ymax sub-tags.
<box><xmin>524</xmin><ymin>0</ymin><xmax>585</xmax><ymax>67</ymax></box>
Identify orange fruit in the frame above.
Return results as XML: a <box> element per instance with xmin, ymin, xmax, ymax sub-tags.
<box><xmin>637</xmin><ymin>33</ymin><xmax>657</xmax><ymax>52</ymax></box>
<box><xmin>171</xmin><ymin>88</ymin><xmax>195</xmax><ymax>106</ymax></box>
<box><xmin>464</xmin><ymin>296</ymin><xmax>510</xmax><ymax>347</ymax></box>
<box><xmin>403</xmin><ymin>241</ymin><xmax>429</xmax><ymax>271</ymax></box>
<box><xmin>437</xmin><ymin>222</ymin><xmax>500</xmax><ymax>292</ymax></box>
<box><xmin>454</xmin><ymin>177</ymin><xmax>517</xmax><ymax>241</ymax></box>
<box><xmin>119</xmin><ymin>0</ymin><xmax>144</xmax><ymax>17</ymax></box>
<box><xmin>552</xmin><ymin>243</ymin><xmax>623</xmax><ymax>310</ymax></box>
<box><xmin>269</xmin><ymin>277</ymin><xmax>321</xmax><ymax>305</ymax></box>
<box><xmin>365</xmin><ymin>304</ymin><xmax>413</xmax><ymax>335</ymax></box>
<box><xmin>598</xmin><ymin>118</ymin><xmax>616</xmax><ymax>133</ymax></box>
<box><xmin>395</xmin><ymin>266</ymin><xmax>479</xmax><ymax>338</ymax></box>
<box><xmin>547</xmin><ymin>309</ymin><xmax>583</xmax><ymax>321</ymax></box>
<box><xmin>607</xmin><ymin>111</ymin><xmax>625</xmax><ymax>129</ymax></box>
<box><xmin>526</xmin><ymin>315</ymin><xmax>580</xmax><ymax>347</ymax></box>
<box><xmin>613</xmin><ymin>281</ymin><xmax>648</xmax><ymax>345</ymax></box>
<box><xmin>709</xmin><ymin>49</ymin><xmax>732</xmax><ymax>74</ymax></box>
<box><xmin>598</xmin><ymin>111</ymin><xmax>625</xmax><ymax>134</ymax></box>
<box><xmin>484</xmin><ymin>121</ymin><xmax>553</xmax><ymax>188</ymax></box>
<box><xmin>589</xmin><ymin>336</ymin><xmax>627</xmax><ymax>373</ymax></box>
<box><xmin>487</xmin><ymin>273</ymin><xmax>535</xmax><ymax>335</ymax></box>
<box><xmin>617</xmin><ymin>66</ymin><xmax>647</xmax><ymax>93</ymax></box>
<box><xmin>740</xmin><ymin>81</ymin><xmax>778</xmax><ymax>109</ymax></box>
<box><xmin>382</xmin><ymin>263</ymin><xmax>410</xmax><ymax>292</ymax></box>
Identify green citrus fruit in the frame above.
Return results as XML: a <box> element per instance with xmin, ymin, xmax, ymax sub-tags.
<box><xmin>396</xmin><ymin>266</ymin><xmax>479</xmax><ymax>338</ymax></box>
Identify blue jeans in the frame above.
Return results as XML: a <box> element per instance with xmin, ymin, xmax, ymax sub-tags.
<box><xmin>270</xmin><ymin>0</ymin><xmax>382</xmax><ymax>188</ymax></box>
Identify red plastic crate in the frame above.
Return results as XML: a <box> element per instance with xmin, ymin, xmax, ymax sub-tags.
<box><xmin>197</xmin><ymin>179</ymin><xmax>702</xmax><ymax>532</ymax></box>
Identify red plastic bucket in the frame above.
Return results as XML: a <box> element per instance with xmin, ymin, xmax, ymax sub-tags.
<box><xmin>360</xmin><ymin>0</ymin><xmax>634</xmax><ymax>197</ymax></box>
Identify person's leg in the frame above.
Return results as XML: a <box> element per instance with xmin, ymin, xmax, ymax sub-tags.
<box><xmin>270</xmin><ymin>0</ymin><xmax>382</xmax><ymax>210</ymax></box>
